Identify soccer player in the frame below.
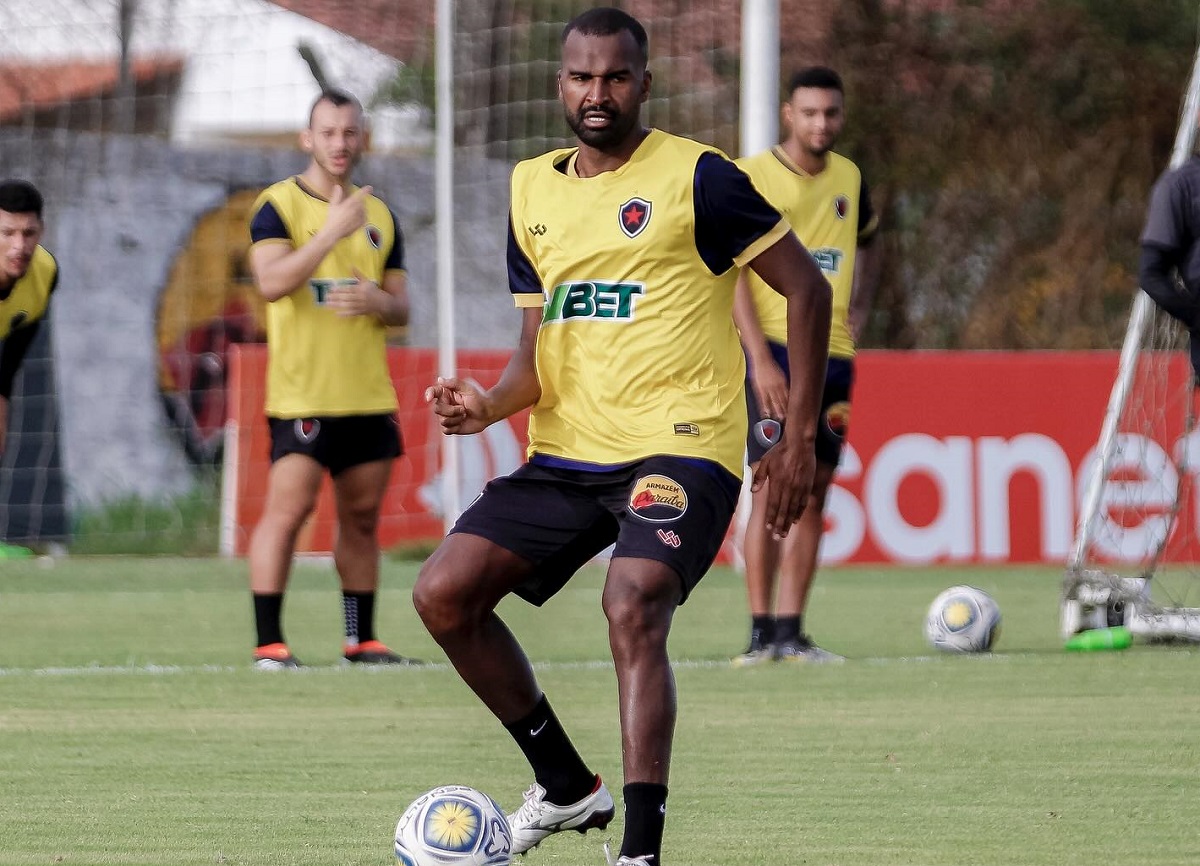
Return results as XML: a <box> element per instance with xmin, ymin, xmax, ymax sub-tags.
<box><xmin>245</xmin><ymin>88</ymin><xmax>420</xmax><ymax>669</ymax></box>
<box><xmin>0</xmin><ymin>179</ymin><xmax>57</xmax><ymax>458</ymax></box>
<box><xmin>732</xmin><ymin>66</ymin><xmax>881</xmax><ymax>666</ymax></box>
<box><xmin>414</xmin><ymin>8</ymin><xmax>832</xmax><ymax>866</ymax></box>
<box><xmin>1140</xmin><ymin>151</ymin><xmax>1200</xmax><ymax>380</ymax></box>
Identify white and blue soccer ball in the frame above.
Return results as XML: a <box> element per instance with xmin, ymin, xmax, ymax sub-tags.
<box><xmin>924</xmin><ymin>585</ymin><xmax>1002</xmax><ymax>653</ymax></box>
<box><xmin>394</xmin><ymin>785</ymin><xmax>512</xmax><ymax>866</ymax></box>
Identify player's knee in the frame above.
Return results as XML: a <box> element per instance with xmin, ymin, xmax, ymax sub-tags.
<box><xmin>413</xmin><ymin>558</ymin><xmax>478</xmax><ymax>639</ymax></box>
<box><xmin>602</xmin><ymin>579</ymin><xmax>674</xmax><ymax>644</ymax></box>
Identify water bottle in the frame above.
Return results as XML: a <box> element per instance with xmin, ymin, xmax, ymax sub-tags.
<box><xmin>1064</xmin><ymin>626</ymin><xmax>1132</xmax><ymax>652</ymax></box>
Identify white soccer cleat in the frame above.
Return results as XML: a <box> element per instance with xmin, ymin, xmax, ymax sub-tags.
<box><xmin>507</xmin><ymin>778</ymin><xmax>614</xmax><ymax>854</ymax></box>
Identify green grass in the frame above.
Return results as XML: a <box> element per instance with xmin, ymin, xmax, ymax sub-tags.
<box><xmin>1</xmin><ymin>559</ymin><xmax>1198</xmax><ymax>865</ymax></box>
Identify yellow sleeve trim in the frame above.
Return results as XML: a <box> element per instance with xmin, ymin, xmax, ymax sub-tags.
<box><xmin>513</xmin><ymin>292</ymin><xmax>546</xmax><ymax>308</ymax></box>
<box><xmin>733</xmin><ymin>219</ymin><xmax>791</xmax><ymax>269</ymax></box>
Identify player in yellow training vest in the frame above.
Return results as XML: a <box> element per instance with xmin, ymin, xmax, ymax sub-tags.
<box><xmin>0</xmin><ymin>179</ymin><xmax>58</xmax><ymax>458</ymax></box>
<box><xmin>415</xmin><ymin>9</ymin><xmax>832</xmax><ymax>866</ymax></box>
<box><xmin>732</xmin><ymin>67</ymin><xmax>882</xmax><ymax>667</ymax></box>
<box><xmin>246</xmin><ymin>88</ymin><xmax>421</xmax><ymax>670</ymax></box>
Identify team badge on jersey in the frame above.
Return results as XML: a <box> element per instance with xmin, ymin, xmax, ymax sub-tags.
<box><xmin>628</xmin><ymin>474</ymin><xmax>688</xmax><ymax>522</ymax></box>
<box><xmin>834</xmin><ymin>195</ymin><xmax>850</xmax><ymax>220</ymax></box>
<box><xmin>619</xmin><ymin>197</ymin><xmax>652</xmax><ymax>238</ymax></box>
<box><xmin>295</xmin><ymin>418</ymin><xmax>321</xmax><ymax>443</ymax></box>
<box><xmin>824</xmin><ymin>401</ymin><xmax>851</xmax><ymax>439</ymax></box>
<box><xmin>753</xmin><ymin>418</ymin><xmax>782</xmax><ymax>449</ymax></box>
<box><xmin>9</xmin><ymin>311</ymin><xmax>28</xmax><ymax>331</ymax></box>
<box><xmin>365</xmin><ymin>224</ymin><xmax>382</xmax><ymax>249</ymax></box>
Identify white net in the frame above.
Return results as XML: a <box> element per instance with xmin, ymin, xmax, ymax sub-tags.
<box><xmin>1064</xmin><ymin>43</ymin><xmax>1200</xmax><ymax>641</ymax></box>
<box><xmin>0</xmin><ymin>0</ymin><xmax>739</xmax><ymax>554</ymax></box>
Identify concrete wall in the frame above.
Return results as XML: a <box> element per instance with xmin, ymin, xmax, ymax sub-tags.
<box><xmin>0</xmin><ymin>129</ymin><xmax>513</xmax><ymax>507</ymax></box>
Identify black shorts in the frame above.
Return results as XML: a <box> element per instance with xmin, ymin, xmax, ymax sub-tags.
<box><xmin>745</xmin><ymin>345</ymin><xmax>854</xmax><ymax>467</ymax></box>
<box><xmin>450</xmin><ymin>455</ymin><xmax>741</xmax><ymax>606</ymax></box>
<box><xmin>267</xmin><ymin>413</ymin><xmax>402</xmax><ymax>476</ymax></box>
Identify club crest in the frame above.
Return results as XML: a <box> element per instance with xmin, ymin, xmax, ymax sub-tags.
<box><xmin>295</xmin><ymin>418</ymin><xmax>321</xmax><ymax>443</ymax></box>
<box><xmin>365</xmin><ymin>224</ymin><xmax>382</xmax><ymax>249</ymax></box>
<box><xmin>753</xmin><ymin>418</ymin><xmax>782</xmax><ymax>448</ymax></box>
<box><xmin>833</xmin><ymin>195</ymin><xmax>850</xmax><ymax>220</ymax></box>
<box><xmin>619</xmin><ymin>197</ymin><xmax>652</xmax><ymax>238</ymax></box>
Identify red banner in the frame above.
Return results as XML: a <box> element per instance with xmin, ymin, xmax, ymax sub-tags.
<box><xmin>224</xmin><ymin>348</ymin><xmax>1180</xmax><ymax>565</ymax></box>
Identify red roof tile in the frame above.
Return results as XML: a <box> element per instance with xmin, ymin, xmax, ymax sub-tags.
<box><xmin>0</xmin><ymin>57</ymin><xmax>185</xmax><ymax>122</ymax></box>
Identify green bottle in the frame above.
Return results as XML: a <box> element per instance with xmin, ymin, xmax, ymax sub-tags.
<box><xmin>1064</xmin><ymin>626</ymin><xmax>1132</xmax><ymax>652</ymax></box>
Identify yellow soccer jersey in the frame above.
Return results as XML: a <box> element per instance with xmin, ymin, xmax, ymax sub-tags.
<box><xmin>249</xmin><ymin>177</ymin><xmax>403</xmax><ymax>417</ymax></box>
<box><xmin>0</xmin><ymin>245</ymin><xmax>57</xmax><ymax>340</ymax></box>
<box><xmin>738</xmin><ymin>147</ymin><xmax>877</xmax><ymax>358</ymax></box>
<box><xmin>507</xmin><ymin>129</ymin><xmax>790</xmax><ymax>477</ymax></box>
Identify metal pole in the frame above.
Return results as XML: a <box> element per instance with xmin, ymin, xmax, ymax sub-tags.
<box><xmin>739</xmin><ymin>0</ymin><xmax>779</xmax><ymax>156</ymax></box>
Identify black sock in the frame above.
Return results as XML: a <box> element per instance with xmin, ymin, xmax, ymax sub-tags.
<box><xmin>751</xmin><ymin>614</ymin><xmax>775</xmax><ymax>647</ymax></box>
<box><xmin>502</xmin><ymin>695</ymin><xmax>595</xmax><ymax>805</ymax></box>
<box><xmin>253</xmin><ymin>592</ymin><xmax>285</xmax><ymax>647</ymax></box>
<box><xmin>342</xmin><ymin>591</ymin><xmax>377</xmax><ymax>646</ymax></box>
<box><xmin>775</xmin><ymin>614</ymin><xmax>801</xmax><ymax>644</ymax></box>
<box><xmin>621</xmin><ymin>782</ymin><xmax>668</xmax><ymax>864</ymax></box>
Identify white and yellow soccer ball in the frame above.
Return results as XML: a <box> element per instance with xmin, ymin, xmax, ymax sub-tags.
<box><xmin>924</xmin><ymin>585</ymin><xmax>1002</xmax><ymax>653</ymax></box>
<box><xmin>394</xmin><ymin>785</ymin><xmax>512</xmax><ymax>866</ymax></box>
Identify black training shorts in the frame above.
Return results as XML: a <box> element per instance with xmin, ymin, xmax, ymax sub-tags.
<box><xmin>450</xmin><ymin>455</ymin><xmax>741</xmax><ymax>606</ymax></box>
<box><xmin>267</xmin><ymin>413</ymin><xmax>402</xmax><ymax>476</ymax></box>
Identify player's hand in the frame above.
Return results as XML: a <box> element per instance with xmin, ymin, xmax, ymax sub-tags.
<box><xmin>324</xmin><ymin>184</ymin><xmax>372</xmax><ymax>241</ymax></box>
<box><xmin>424</xmin><ymin>376</ymin><xmax>491</xmax><ymax>436</ymax></box>
<box><xmin>750</xmin><ymin>358</ymin><xmax>788</xmax><ymax>421</ymax></box>
<box><xmin>327</xmin><ymin>268</ymin><xmax>384</xmax><ymax>318</ymax></box>
<box><xmin>751</xmin><ymin>429</ymin><xmax>815</xmax><ymax>538</ymax></box>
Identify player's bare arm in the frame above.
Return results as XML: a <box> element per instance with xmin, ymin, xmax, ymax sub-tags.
<box><xmin>425</xmin><ymin>306</ymin><xmax>542</xmax><ymax>436</ymax></box>
<box><xmin>249</xmin><ymin>184</ymin><xmax>374</xmax><ymax>302</ymax></box>
<box><xmin>326</xmin><ymin>268</ymin><xmax>409</xmax><ymax>325</ymax></box>
<box><xmin>733</xmin><ymin>270</ymin><xmax>789</xmax><ymax>422</ymax></box>
<box><xmin>746</xmin><ymin>230</ymin><xmax>832</xmax><ymax>536</ymax></box>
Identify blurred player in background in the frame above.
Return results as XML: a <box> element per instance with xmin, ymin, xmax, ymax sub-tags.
<box><xmin>0</xmin><ymin>179</ymin><xmax>57</xmax><ymax>458</ymax></box>
<box><xmin>246</xmin><ymin>88</ymin><xmax>420</xmax><ymax>670</ymax></box>
<box><xmin>415</xmin><ymin>8</ymin><xmax>831</xmax><ymax>866</ymax></box>
<box><xmin>1140</xmin><ymin>150</ymin><xmax>1200</xmax><ymax>380</ymax></box>
<box><xmin>732</xmin><ymin>67</ymin><xmax>881</xmax><ymax>666</ymax></box>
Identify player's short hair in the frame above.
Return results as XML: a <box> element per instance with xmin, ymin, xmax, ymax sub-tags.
<box><xmin>0</xmin><ymin>179</ymin><xmax>44</xmax><ymax>219</ymax></box>
<box><xmin>308</xmin><ymin>88</ymin><xmax>363</xmax><ymax>127</ymax></box>
<box><xmin>788</xmin><ymin>66</ymin><xmax>844</xmax><ymax>96</ymax></box>
<box><xmin>562</xmin><ymin>7</ymin><xmax>649</xmax><ymax>68</ymax></box>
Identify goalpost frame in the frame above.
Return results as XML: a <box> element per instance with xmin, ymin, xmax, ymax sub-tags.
<box><xmin>1063</xmin><ymin>41</ymin><xmax>1200</xmax><ymax>639</ymax></box>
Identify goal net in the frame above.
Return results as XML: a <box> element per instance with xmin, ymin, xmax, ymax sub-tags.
<box><xmin>1063</xmin><ymin>44</ymin><xmax>1200</xmax><ymax>642</ymax></box>
<box><xmin>0</xmin><ymin>0</ymin><xmax>743</xmax><ymax>555</ymax></box>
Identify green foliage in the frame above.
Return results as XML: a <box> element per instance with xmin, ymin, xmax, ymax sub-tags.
<box><xmin>70</xmin><ymin>479</ymin><xmax>220</xmax><ymax>556</ymax></box>
<box><xmin>2</xmin><ymin>559</ymin><xmax>1199</xmax><ymax>864</ymax></box>
<box><xmin>827</xmin><ymin>0</ymin><xmax>1198</xmax><ymax>349</ymax></box>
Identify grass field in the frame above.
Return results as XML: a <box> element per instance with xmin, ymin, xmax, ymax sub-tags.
<box><xmin>2</xmin><ymin>558</ymin><xmax>1198</xmax><ymax>866</ymax></box>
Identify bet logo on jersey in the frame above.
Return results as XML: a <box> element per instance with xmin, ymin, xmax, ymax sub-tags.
<box><xmin>619</xmin><ymin>197</ymin><xmax>652</xmax><ymax>238</ymax></box>
<box><xmin>627</xmin><ymin>474</ymin><xmax>687</xmax><ymax>522</ymax></box>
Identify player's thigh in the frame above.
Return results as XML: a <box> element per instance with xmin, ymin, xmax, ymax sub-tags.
<box><xmin>416</xmin><ymin>531</ymin><xmax>538</xmax><ymax>622</ymax></box>
<box><xmin>611</xmin><ymin>456</ymin><xmax>740</xmax><ymax>604</ymax></box>
<box><xmin>262</xmin><ymin>453</ymin><xmax>324</xmax><ymax>526</ymax></box>
<box><xmin>331</xmin><ymin>457</ymin><xmax>393</xmax><ymax>525</ymax></box>
<box><xmin>449</xmin><ymin>464</ymin><xmax>620</xmax><ymax>606</ymax></box>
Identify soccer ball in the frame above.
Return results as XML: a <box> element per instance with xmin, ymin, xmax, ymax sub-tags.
<box><xmin>924</xmin><ymin>585</ymin><xmax>1001</xmax><ymax>653</ymax></box>
<box><xmin>394</xmin><ymin>785</ymin><xmax>512</xmax><ymax>866</ymax></box>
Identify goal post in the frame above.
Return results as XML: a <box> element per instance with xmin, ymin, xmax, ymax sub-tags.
<box><xmin>1063</xmin><ymin>40</ymin><xmax>1200</xmax><ymax>641</ymax></box>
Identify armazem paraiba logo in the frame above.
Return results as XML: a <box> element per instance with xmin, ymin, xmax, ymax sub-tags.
<box><xmin>544</xmin><ymin>280</ymin><xmax>645</xmax><ymax>323</ymax></box>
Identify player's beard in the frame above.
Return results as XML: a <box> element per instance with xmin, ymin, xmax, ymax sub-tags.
<box><xmin>565</xmin><ymin>104</ymin><xmax>639</xmax><ymax>150</ymax></box>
